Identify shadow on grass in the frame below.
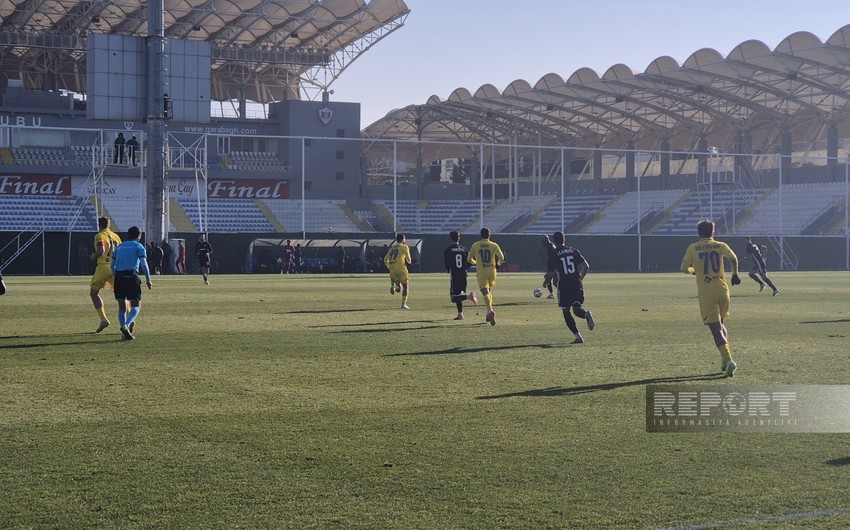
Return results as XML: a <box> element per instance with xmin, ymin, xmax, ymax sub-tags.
<box><xmin>309</xmin><ymin>319</ymin><xmax>444</xmax><ymax>329</ymax></box>
<box><xmin>285</xmin><ymin>308</ymin><xmax>373</xmax><ymax>314</ymax></box>
<box><xmin>799</xmin><ymin>318</ymin><xmax>850</xmax><ymax>324</ymax></box>
<box><xmin>333</xmin><ymin>325</ymin><xmax>446</xmax><ymax>334</ymax></box>
<box><xmin>0</xmin><ymin>339</ymin><xmax>112</xmax><ymax>350</ymax></box>
<box><xmin>826</xmin><ymin>457</ymin><xmax>850</xmax><ymax>466</ymax></box>
<box><xmin>476</xmin><ymin>372</ymin><xmax>725</xmax><ymax>400</ymax></box>
<box><xmin>385</xmin><ymin>343</ymin><xmax>558</xmax><ymax>357</ymax></box>
<box><xmin>0</xmin><ymin>333</ymin><xmax>95</xmax><ymax>340</ymax></box>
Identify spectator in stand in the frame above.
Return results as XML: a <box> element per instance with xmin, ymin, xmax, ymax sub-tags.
<box><xmin>113</xmin><ymin>132</ymin><xmax>126</xmax><ymax>164</ymax></box>
<box><xmin>126</xmin><ymin>135</ymin><xmax>140</xmax><ymax>166</ymax></box>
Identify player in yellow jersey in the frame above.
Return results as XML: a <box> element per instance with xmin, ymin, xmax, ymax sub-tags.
<box><xmin>680</xmin><ymin>220</ymin><xmax>741</xmax><ymax>377</ymax></box>
<box><xmin>89</xmin><ymin>216</ymin><xmax>122</xmax><ymax>332</ymax></box>
<box><xmin>468</xmin><ymin>227</ymin><xmax>506</xmax><ymax>325</ymax></box>
<box><xmin>383</xmin><ymin>233</ymin><xmax>412</xmax><ymax>309</ymax></box>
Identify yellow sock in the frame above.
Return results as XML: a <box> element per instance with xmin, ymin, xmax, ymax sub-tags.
<box><xmin>718</xmin><ymin>343</ymin><xmax>732</xmax><ymax>363</ymax></box>
<box><xmin>401</xmin><ymin>295</ymin><xmax>408</xmax><ymax>304</ymax></box>
<box><xmin>486</xmin><ymin>293</ymin><xmax>493</xmax><ymax>311</ymax></box>
<box><xmin>96</xmin><ymin>306</ymin><xmax>107</xmax><ymax>319</ymax></box>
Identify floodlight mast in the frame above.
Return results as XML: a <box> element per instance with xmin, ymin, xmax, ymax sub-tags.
<box><xmin>145</xmin><ymin>0</ymin><xmax>168</xmax><ymax>245</ymax></box>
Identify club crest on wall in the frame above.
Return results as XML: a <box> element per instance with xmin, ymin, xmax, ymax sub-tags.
<box><xmin>318</xmin><ymin>107</ymin><xmax>333</xmax><ymax>125</ymax></box>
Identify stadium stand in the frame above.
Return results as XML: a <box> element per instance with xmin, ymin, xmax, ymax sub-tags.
<box><xmin>653</xmin><ymin>188</ymin><xmax>767</xmax><ymax>235</ymax></box>
<box><xmin>98</xmin><ymin>196</ymin><xmax>150</xmax><ymax>233</ymax></box>
<box><xmin>178</xmin><ymin>198</ymin><xmax>274</xmax><ymax>233</ymax></box>
<box><xmin>527</xmin><ymin>193</ymin><xmax>617</xmax><ymax>234</ymax></box>
<box><xmin>225</xmin><ymin>151</ymin><xmax>288</xmax><ymax>172</ymax></box>
<box><xmin>473</xmin><ymin>196</ymin><xmax>553</xmax><ymax>233</ymax></box>
<box><xmin>0</xmin><ymin>196</ymin><xmax>97</xmax><ymax>231</ymax></box>
<box><xmin>263</xmin><ymin>199</ymin><xmax>360</xmax><ymax>233</ymax></box>
<box><xmin>380</xmin><ymin>199</ymin><xmax>494</xmax><ymax>233</ymax></box>
<box><xmin>584</xmin><ymin>189</ymin><xmax>690</xmax><ymax>234</ymax></box>
<box><xmin>737</xmin><ymin>182</ymin><xmax>849</xmax><ymax>235</ymax></box>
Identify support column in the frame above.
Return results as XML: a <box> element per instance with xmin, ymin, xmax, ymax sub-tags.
<box><xmin>145</xmin><ymin>0</ymin><xmax>168</xmax><ymax>244</ymax></box>
<box><xmin>593</xmin><ymin>147</ymin><xmax>602</xmax><ymax>192</ymax></box>
<box><xmin>734</xmin><ymin>133</ymin><xmax>752</xmax><ymax>184</ymax></box>
<box><xmin>660</xmin><ymin>138</ymin><xmax>670</xmax><ymax>189</ymax></box>
<box><xmin>626</xmin><ymin>142</ymin><xmax>636</xmax><ymax>192</ymax></box>
<box><xmin>780</xmin><ymin>129</ymin><xmax>792</xmax><ymax>186</ymax></box>
<box><xmin>696</xmin><ymin>136</ymin><xmax>708</xmax><ymax>184</ymax></box>
<box><xmin>827</xmin><ymin>123</ymin><xmax>839</xmax><ymax>180</ymax></box>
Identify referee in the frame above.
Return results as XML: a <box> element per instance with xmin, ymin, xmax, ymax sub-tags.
<box><xmin>110</xmin><ymin>226</ymin><xmax>153</xmax><ymax>340</ymax></box>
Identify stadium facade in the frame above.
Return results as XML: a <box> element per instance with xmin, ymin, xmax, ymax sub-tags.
<box><xmin>0</xmin><ymin>2</ymin><xmax>848</xmax><ymax>273</ymax></box>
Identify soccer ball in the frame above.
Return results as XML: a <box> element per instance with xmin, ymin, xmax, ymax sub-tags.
<box><xmin>533</xmin><ymin>288</ymin><xmax>543</xmax><ymax>298</ymax></box>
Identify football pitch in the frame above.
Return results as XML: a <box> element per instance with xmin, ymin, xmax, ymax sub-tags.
<box><xmin>1</xmin><ymin>271</ymin><xmax>849</xmax><ymax>529</ymax></box>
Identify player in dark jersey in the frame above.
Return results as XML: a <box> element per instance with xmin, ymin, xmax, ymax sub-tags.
<box><xmin>551</xmin><ymin>231</ymin><xmax>595</xmax><ymax>344</ymax></box>
<box><xmin>541</xmin><ymin>235</ymin><xmax>557</xmax><ymax>299</ymax></box>
<box><xmin>195</xmin><ymin>234</ymin><xmax>213</xmax><ymax>285</ymax></box>
<box><xmin>444</xmin><ymin>231</ymin><xmax>478</xmax><ymax>320</ymax></box>
<box><xmin>744</xmin><ymin>237</ymin><xmax>779</xmax><ymax>295</ymax></box>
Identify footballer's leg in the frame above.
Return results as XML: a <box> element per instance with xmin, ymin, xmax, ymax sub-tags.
<box><xmin>562</xmin><ymin>308</ymin><xmax>582</xmax><ymax>343</ymax></box>
<box><xmin>90</xmin><ymin>272</ymin><xmax>111</xmax><ymax>332</ymax></box>
<box><xmin>92</xmin><ymin>287</ymin><xmax>110</xmax><ymax>332</ymax></box>
<box><xmin>760</xmin><ymin>273</ymin><xmax>778</xmax><ymax>294</ymax></box>
<box><xmin>708</xmin><ymin>321</ymin><xmax>735</xmax><ymax>377</ymax></box>
<box><xmin>400</xmin><ymin>280</ymin><xmax>410</xmax><ymax>309</ymax></box>
<box><xmin>749</xmin><ymin>271</ymin><xmax>765</xmax><ymax>291</ymax></box>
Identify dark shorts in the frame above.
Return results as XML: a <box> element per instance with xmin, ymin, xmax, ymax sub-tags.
<box><xmin>751</xmin><ymin>261</ymin><xmax>766</xmax><ymax>275</ymax></box>
<box><xmin>198</xmin><ymin>255</ymin><xmax>211</xmax><ymax>268</ymax></box>
<box><xmin>114</xmin><ymin>271</ymin><xmax>142</xmax><ymax>301</ymax></box>
<box><xmin>449</xmin><ymin>272</ymin><xmax>468</xmax><ymax>296</ymax></box>
<box><xmin>557</xmin><ymin>286</ymin><xmax>584</xmax><ymax>309</ymax></box>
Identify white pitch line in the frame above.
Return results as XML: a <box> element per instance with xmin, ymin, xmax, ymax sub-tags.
<box><xmin>652</xmin><ymin>507</ymin><xmax>850</xmax><ymax>530</ymax></box>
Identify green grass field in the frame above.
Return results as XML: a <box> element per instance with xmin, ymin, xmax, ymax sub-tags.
<box><xmin>1</xmin><ymin>271</ymin><xmax>850</xmax><ymax>529</ymax></box>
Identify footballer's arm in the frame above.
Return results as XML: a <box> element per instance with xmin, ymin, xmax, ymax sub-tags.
<box><xmin>578</xmin><ymin>258</ymin><xmax>590</xmax><ymax>280</ymax></box>
<box><xmin>680</xmin><ymin>251</ymin><xmax>695</xmax><ymax>275</ymax></box>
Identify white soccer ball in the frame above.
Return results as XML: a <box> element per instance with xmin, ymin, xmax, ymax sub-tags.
<box><xmin>533</xmin><ymin>288</ymin><xmax>543</xmax><ymax>298</ymax></box>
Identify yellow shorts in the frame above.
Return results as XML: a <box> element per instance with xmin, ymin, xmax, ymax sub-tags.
<box><xmin>389</xmin><ymin>268</ymin><xmax>409</xmax><ymax>285</ymax></box>
<box><xmin>476</xmin><ymin>268</ymin><xmax>497</xmax><ymax>290</ymax></box>
<box><xmin>90</xmin><ymin>264</ymin><xmax>115</xmax><ymax>291</ymax></box>
<box><xmin>699</xmin><ymin>290</ymin><xmax>730</xmax><ymax>324</ymax></box>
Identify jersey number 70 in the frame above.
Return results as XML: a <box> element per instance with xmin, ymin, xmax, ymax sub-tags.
<box><xmin>698</xmin><ymin>251</ymin><xmax>721</xmax><ymax>274</ymax></box>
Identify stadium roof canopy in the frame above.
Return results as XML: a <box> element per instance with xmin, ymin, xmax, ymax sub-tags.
<box><xmin>0</xmin><ymin>0</ymin><xmax>409</xmax><ymax>102</ymax></box>
<box><xmin>363</xmin><ymin>25</ymin><xmax>850</xmax><ymax>155</ymax></box>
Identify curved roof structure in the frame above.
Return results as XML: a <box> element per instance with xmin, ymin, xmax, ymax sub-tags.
<box><xmin>0</xmin><ymin>0</ymin><xmax>409</xmax><ymax>102</ymax></box>
<box><xmin>364</xmin><ymin>25</ymin><xmax>850</xmax><ymax>155</ymax></box>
